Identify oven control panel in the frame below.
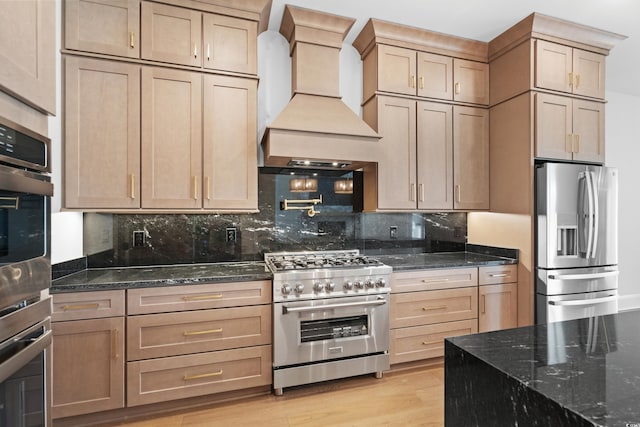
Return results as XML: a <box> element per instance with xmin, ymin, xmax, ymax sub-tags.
<box><xmin>274</xmin><ymin>275</ymin><xmax>391</xmax><ymax>301</ymax></box>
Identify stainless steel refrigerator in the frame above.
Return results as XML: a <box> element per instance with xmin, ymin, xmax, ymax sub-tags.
<box><xmin>535</xmin><ymin>162</ymin><xmax>618</xmax><ymax>323</ymax></box>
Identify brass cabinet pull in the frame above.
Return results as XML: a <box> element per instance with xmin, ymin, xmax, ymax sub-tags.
<box><xmin>183</xmin><ymin>328</ymin><xmax>223</xmax><ymax>336</ymax></box>
<box><xmin>575</xmin><ymin>134</ymin><xmax>580</xmax><ymax>153</ymax></box>
<box><xmin>418</xmin><ymin>183</ymin><xmax>424</xmax><ymax>202</ymax></box>
<box><xmin>575</xmin><ymin>73</ymin><xmax>581</xmax><ymax>89</ymax></box>
<box><xmin>569</xmin><ymin>134</ymin><xmax>575</xmax><ymax>153</ymax></box>
<box><xmin>184</xmin><ymin>370</ymin><xmax>223</xmax><ymax>381</ymax></box>
<box><xmin>455</xmin><ymin>185</ymin><xmax>461</xmax><ymax>203</ymax></box>
<box><xmin>454</xmin><ymin>82</ymin><xmax>461</xmax><ymax>94</ymax></box>
<box><xmin>112</xmin><ymin>329</ymin><xmax>119</xmax><ymax>359</ymax></box>
<box><xmin>422</xmin><ymin>305</ymin><xmax>447</xmax><ymax>311</ymax></box>
<box><xmin>130</xmin><ymin>32</ymin><xmax>135</xmax><ymax>48</ymax></box>
<box><xmin>419</xmin><ymin>76</ymin><xmax>424</xmax><ymax>90</ymax></box>
<box><xmin>130</xmin><ymin>174</ymin><xmax>135</xmax><ymax>199</ymax></box>
<box><xmin>489</xmin><ymin>273</ymin><xmax>508</xmax><ymax>278</ymax></box>
<box><xmin>569</xmin><ymin>72</ymin><xmax>574</xmax><ymax>88</ymax></box>
<box><xmin>410</xmin><ymin>75</ymin><xmax>416</xmax><ymax>89</ymax></box>
<box><xmin>481</xmin><ymin>295</ymin><xmax>486</xmax><ymax>314</ymax></box>
<box><xmin>422</xmin><ymin>340</ymin><xmax>441</xmax><ymax>346</ymax></box>
<box><xmin>62</xmin><ymin>303</ymin><xmax>99</xmax><ymax>311</ymax></box>
<box><xmin>182</xmin><ymin>294</ymin><xmax>223</xmax><ymax>301</ymax></box>
<box><xmin>410</xmin><ymin>183</ymin><xmax>416</xmax><ymax>202</ymax></box>
<box><xmin>205</xmin><ymin>176</ymin><xmax>211</xmax><ymax>200</ymax></box>
<box><xmin>194</xmin><ymin>42</ymin><xmax>198</xmax><ymax>58</ymax></box>
<box><xmin>422</xmin><ymin>278</ymin><xmax>449</xmax><ymax>283</ymax></box>
<box><xmin>192</xmin><ymin>176</ymin><xmax>198</xmax><ymax>200</ymax></box>
<box><xmin>207</xmin><ymin>43</ymin><xmax>211</xmax><ymax>61</ymax></box>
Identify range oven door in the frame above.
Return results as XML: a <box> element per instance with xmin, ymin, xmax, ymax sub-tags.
<box><xmin>273</xmin><ymin>294</ymin><xmax>389</xmax><ymax>367</ymax></box>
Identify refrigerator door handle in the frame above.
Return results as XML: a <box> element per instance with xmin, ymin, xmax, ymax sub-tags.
<box><xmin>548</xmin><ymin>271</ymin><xmax>619</xmax><ymax>280</ymax></box>
<box><xmin>590</xmin><ymin>171</ymin><xmax>600</xmax><ymax>259</ymax></box>
<box><xmin>585</xmin><ymin>171</ymin><xmax>595</xmax><ymax>259</ymax></box>
<box><xmin>548</xmin><ymin>295</ymin><xmax>617</xmax><ymax>306</ymax></box>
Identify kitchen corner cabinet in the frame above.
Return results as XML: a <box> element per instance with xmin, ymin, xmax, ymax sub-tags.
<box><xmin>0</xmin><ymin>0</ymin><xmax>55</xmax><ymax>114</ymax></box>
<box><xmin>51</xmin><ymin>291</ymin><xmax>126</xmax><ymax>419</ymax></box>
<box><xmin>64</xmin><ymin>56</ymin><xmax>141</xmax><ymax>209</ymax></box>
<box><xmin>535</xmin><ymin>93</ymin><xmax>605</xmax><ymax>163</ymax></box>
<box><xmin>535</xmin><ymin>40</ymin><xmax>605</xmax><ymax>99</ymax></box>
<box><xmin>478</xmin><ymin>265</ymin><xmax>518</xmax><ymax>333</ymax></box>
<box><xmin>64</xmin><ymin>0</ymin><xmax>140</xmax><ymax>59</ymax></box>
<box><xmin>389</xmin><ymin>268</ymin><xmax>478</xmax><ymax>364</ymax></box>
<box><xmin>363</xmin><ymin>96</ymin><xmax>488</xmax><ymax>211</ymax></box>
<box><xmin>370</xmin><ymin>44</ymin><xmax>488</xmax><ymax>104</ymax></box>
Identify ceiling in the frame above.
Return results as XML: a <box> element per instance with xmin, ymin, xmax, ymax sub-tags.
<box><xmin>266</xmin><ymin>0</ymin><xmax>640</xmax><ymax>97</ymax></box>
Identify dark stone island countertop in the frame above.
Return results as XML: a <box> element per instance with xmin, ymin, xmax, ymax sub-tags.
<box><xmin>376</xmin><ymin>251</ymin><xmax>517</xmax><ymax>271</ymax></box>
<box><xmin>445</xmin><ymin>310</ymin><xmax>640</xmax><ymax>426</ymax></box>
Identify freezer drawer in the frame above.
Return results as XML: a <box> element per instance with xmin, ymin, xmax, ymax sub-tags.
<box><xmin>536</xmin><ymin>266</ymin><xmax>618</xmax><ymax>296</ymax></box>
<box><xmin>536</xmin><ymin>290</ymin><xmax>618</xmax><ymax>324</ymax></box>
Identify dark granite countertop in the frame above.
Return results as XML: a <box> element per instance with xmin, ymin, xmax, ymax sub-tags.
<box><xmin>376</xmin><ymin>251</ymin><xmax>517</xmax><ymax>271</ymax></box>
<box><xmin>446</xmin><ymin>310</ymin><xmax>640</xmax><ymax>426</ymax></box>
<box><xmin>50</xmin><ymin>262</ymin><xmax>272</xmax><ymax>293</ymax></box>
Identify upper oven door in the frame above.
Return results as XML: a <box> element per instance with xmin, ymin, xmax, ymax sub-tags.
<box><xmin>273</xmin><ymin>294</ymin><xmax>390</xmax><ymax>367</ymax></box>
<box><xmin>0</xmin><ymin>166</ymin><xmax>52</xmax><ymax>309</ymax></box>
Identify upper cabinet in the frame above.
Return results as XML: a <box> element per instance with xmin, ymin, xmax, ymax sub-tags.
<box><xmin>535</xmin><ymin>40</ymin><xmax>605</xmax><ymax>99</ymax></box>
<box><xmin>0</xmin><ymin>0</ymin><xmax>56</xmax><ymax>114</ymax></box>
<box><xmin>65</xmin><ymin>0</ymin><xmax>140</xmax><ymax>59</ymax></box>
<box><xmin>202</xmin><ymin>14</ymin><xmax>257</xmax><ymax>74</ymax></box>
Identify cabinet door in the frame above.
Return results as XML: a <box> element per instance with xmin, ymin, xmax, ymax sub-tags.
<box><xmin>141</xmin><ymin>67</ymin><xmax>202</xmax><ymax>209</ymax></box>
<box><xmin>376</xmin><ymin>45</ymin><xmax>416</xmax><ymax>96</ymax></box>
<box><xmin>375</xmin><ymin>97</ymin><xmax>417</xmax><ymax>210</ymax></box>
<box><xmin>453</xmin><ymin>106</ymin><xmax>489</xmax><ymax>210</ymax></box>
<box><xmin>141</xmin><ymin>1</ymin><xmax>202</xmax><ymax>67</ymax></box>
<box><xmin>478</xmin><ymin>283</ymin><xmax>518</xmax><ymax>332</ymax></box>
<box><xmin>573</xmin><ymin>49</ymin><xmax>605</xmax><ymax>99</ymax></box>
<box><xmin>203</xmin><ymin>75</ymin><xmax>257</xmax><ymax>210</ymax></box>
<box><xmin>202</xmin><ymin>14</ymin><xmax>257</xmax><ymax>74</ymax></box>
<box><xmin>573</xmin><ymin>99</ymin><xmax>605</xmax><ymax>163</ymax></box>
<box><xmin>417</xmin><ymin>52</ymin><xmax>452</xmax><ymax>100</ymax></box>
<box><xmin>65</xmin><ymin>57</ymin><xmax>140</xmax><ymax>209</ymax></box>
<box><xmin>0</xmin><ymin>0</ymin><xmax>55</xmax><ymax>114</ymax></box>
<box><xmin>51</xmin><ymin>317</ymin><xmax>125</xmax><ymax>419</ymax></box>
<box><xmin>417</xmin><ymin>101</ymin><xmax>453</xmax><ymax>209</ymax></box>
<box><xmin>64</xmin><ymin>0</ymin><xmax>139</xmax><ymax>58</ymax></box>
<box><xmin>453</xmin><ymin>59</ymin><xmax>489</xmax><ymax>105</ymax></box>
<box><xmin>535</xmin><ymin>93</ymin><xmax>573</xmax><ymax>161</ymax></box>
<box><xmin>535</xmin><ymin>40</ymin><xmax>573</xmax><ymax>94</ymax></box>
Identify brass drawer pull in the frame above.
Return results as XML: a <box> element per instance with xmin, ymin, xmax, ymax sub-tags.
<box><xmin>182</xmin><ymin>294</ymin><xmax>223</xmax><ymax>301</ymax></box>
<box><xmin>422</xmin><ymin>278</ymin><xmax>449</xmax><ymax>283</ymax></box>
<box><xmin>422</xmin><ymin>305</ymin><xmax>447</xmax><ymax>311</ymax></box>
<box><xmin>183</xmin><ymin>328</ymin><xmax>223</xmax><ymax>336</ymax></box>
<box><xmin>489</xmin><ymin>273</ymin><xmax>508</xmax><ymax>278</ymax></box>
<box><xmin>61</xmin><ymin>303</ymin><xmax>99</xmax><ymax>311</ymax></box>
<box><xmin>184</xmin><ymin>370</ymin><xmax>223</xmax><ymax>381</ymax></box>
<box><xmin>422</xmin><ymin>340</ymin><xmax>441</xmax><ymax>346</ymax></box>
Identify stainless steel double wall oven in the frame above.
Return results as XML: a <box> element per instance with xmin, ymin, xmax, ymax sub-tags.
<box><xmin>0</xmin><ymin>116</ymin><xmax>53</xmax><ymax>427</ymax></box>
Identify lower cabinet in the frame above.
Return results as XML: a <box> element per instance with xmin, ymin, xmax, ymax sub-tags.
<box><xmin>478</xmin><ymin>265</ymin><xmax>519</xmax><ymax>332</ymax></box>
<box><xmin>51</xmin><ymin>291</ymin><xmax>126</xmax><ymax>419</ymax></box>
<box><xmin>389</xmin><ymin>268</ymin><xmax>478</xmax><ymax>364</ymax></box>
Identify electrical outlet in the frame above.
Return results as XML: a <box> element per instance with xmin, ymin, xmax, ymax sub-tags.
<box><xmin>133</xmin><ymin>230</ymin><xmax>145</xmax><ymax>247</ymax></box>
<box><xmin>226</xmin><ymin>227</ymin><xmax>237</xmax><ymax>242</ymax></box>
<box><xmin>389</xmin><ymin>226</ymin><xmax>398</xmax><ymax>239</ymax></box>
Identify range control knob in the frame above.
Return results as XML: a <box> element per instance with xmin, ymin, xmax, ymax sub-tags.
<box><xmin>281</xmin><ymin>284</ymin><xmax>292</xmax><ymax>295</ymax></box>
<box><xmin>294</xmin><ymin>284</ymin><xmax>305</xmax><ymax>294</ymax></box>
<box><xmin>354</xmin><ymin>281</ymin><xmax>364</xmax><ymax>289</ymax></box>
<box><xmin>314</xmin><ymin>282</ymin><xmax>325</xmax><ymax>292</ymax></box>
<box><xmin>376</xmin><ymin>278</ymin><xmax>387</xmax><ymax>288</ymax></box>
<box><xmin>326</xmin><ymin>282</ymin><xmax>335</xmax><ymax>291</ymax></box>
<box><xmin>365</xmin><ymin>279</ymin><xmax>375</xmax><ymax>288</ymax></box>
<box><xmin>344</xmin><ymin>281</ymin><xmax>354</xmax><ymax>290</ymax></box>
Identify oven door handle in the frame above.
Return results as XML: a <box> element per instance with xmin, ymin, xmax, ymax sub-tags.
<box><xmin>0</xmin><ymin>320</ymin><xmax>52</xmax><ymax>383</ymax></box>
<box><xmin>282</xmin><ymin>298</ymin><xmax>387</xmax><ymax>314</ymax></box>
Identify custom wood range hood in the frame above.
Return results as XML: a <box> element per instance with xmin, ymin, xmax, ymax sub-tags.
<box><xmin>261</xmin><ymin>5</ymin><xmax>380</xmax><ymax>171</ymax></box>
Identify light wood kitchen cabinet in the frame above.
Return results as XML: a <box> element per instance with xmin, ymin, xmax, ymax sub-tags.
<box><xmin>535</xmin><ymin>93</ymin><xmax>605</xmax><ymax>163</ymax></box>
<box><xmin>389</xmin><ymin>268</ymin><xmax>478</xmax><ymax>364</ymax></box>
<box><xmin>141</xmin><ymin>67</ymin><xmax>202</xmax><ymax>209</ymax></box>
<box><xmin>535</xmin><ymin>40</ymin><xmax>605</xmax><ymax>99</ymax></box>
<box><xmin>64</xmin><ymin>56</ymin><xmax>141</xmax><ymax>209</ymax></box>
<box><xmin>369</xmin><ymin>44</ymin><xmax>488</xmax><ymax>104</ymax></box>
<box><xmin>363</xmin><ymin>96</ymin><xmax>488</xmax><ymax>211</ymax></box>
<box><xmin>478</xmin><ymin>266</ymin><xmax>518</xmax><ymax>333</ymax></box>
<box><xmin>202</xmin><ymin>14</ymin><xmax>257</xmax><ymax>74</ymax></box>
<box><xmin>0</xmin><ymin>0</ymin><xmax>55</xmax><ymax>114</ymax></box>
<box><xmin>51</xmin><ymin>291</ymin><xmax>126</xmax><ymax>419</ymax></box>
<box><xmin>64</xmin><ymin>0</ymin><xmax>140</xmax><ymax>59</ymax></box>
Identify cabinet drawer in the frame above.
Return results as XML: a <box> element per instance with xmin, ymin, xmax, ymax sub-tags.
<box><xmin>390</xmin><ymin>287</ymin><xmax>477</xmax><ymax>329</ymax></box>
<box><xmin>127</xmin><ymin>305</ymin><xmax>271</xmax><ymax>360</ymax></box>
<box><xmin>127</xmin><ymin>281</ymin><xmax>271</xmax><ymax>314</ymax></box>
<box><xmin>391</xmin><ymin>268</ymin><xmax>477</xmax><ymax>293</ymax></box>
<box><xmin>390</xmin><ymin>319</ymin><xmax>477</xmax><ymax>364</ymax></box>
<box><xmin>127</xmin><ymin>345</ymin><xmax>271</xmax><ymax>406</ymax></box>
<box><xmin>52</xmin><ymin>290</ymin><xmax>125</xmax><ymax>321</ymax></box>
<box><xmin>478</xmin><ymin>264</ymin><xmax>517</xmax><ymax>285</ymax></box>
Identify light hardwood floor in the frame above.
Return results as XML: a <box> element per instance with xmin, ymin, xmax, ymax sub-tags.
<box><xmin>113</xmin><ymin>364</ymin><xmax>444</xmax><ymax>427</ymax></box>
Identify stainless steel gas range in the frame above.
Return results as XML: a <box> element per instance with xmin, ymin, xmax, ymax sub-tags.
<box><xmin>265</xmin><ymin>250</ymin><xmax>392</xmax><ymax>395</ymax></box>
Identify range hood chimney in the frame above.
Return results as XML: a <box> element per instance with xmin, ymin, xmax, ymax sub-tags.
<box><xmin>261</xmin><ymin>5</ymin><xmax>380</xmax><ymax>170</ymax></box>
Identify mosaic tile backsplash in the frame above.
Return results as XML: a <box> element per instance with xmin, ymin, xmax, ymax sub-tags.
<box><xmin>83</xmin><ymin>172</ymin><xmax>467</xmax><ymax>268</ymax></box>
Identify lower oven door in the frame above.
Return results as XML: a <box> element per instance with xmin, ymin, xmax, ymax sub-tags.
<box><xmin>273</xmin><ymin>294</ymin><xmax>389</xmax><ymax>367</ymax></box>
